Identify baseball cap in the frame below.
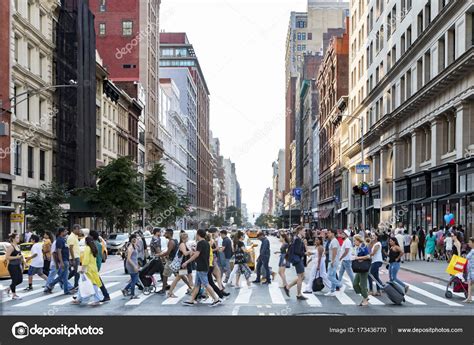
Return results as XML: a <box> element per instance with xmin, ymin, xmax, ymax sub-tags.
<box><xmin>343</xmin><ymin>229</ymin><xmax>351</xmax><ymax>237</ymax></box>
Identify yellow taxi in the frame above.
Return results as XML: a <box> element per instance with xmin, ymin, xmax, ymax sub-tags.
<box><xmin>247</xmin><ymin>229</ymin><xmax>259</xmax><ymax>239</ymax></box>
<box><xmin>20</xmin><ymin>242</ymin><xmax>42</xmax><ymax>272</ymax></box>
<box><xmin>0</xmin><ymin>242</ymin><xmax>10</xmax><ymax>278</ymax></box>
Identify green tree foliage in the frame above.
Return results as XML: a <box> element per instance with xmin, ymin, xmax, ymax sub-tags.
<box><xmin>210</xmin><ymin>215</ymin><xmax>225</xmax><ymax>227</ymax></box>
<box><xmin>81</xmin><ymin>157</ymin><xmax>142</xmax><ymax>232</ymax></box>
<box><xmin>26</xmin><ymin>181</ymin><xmax>69</xmax><ymax>234</ymax></box>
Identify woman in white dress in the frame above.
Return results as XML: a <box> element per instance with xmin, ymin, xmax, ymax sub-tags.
<box><xmin>303</xmin><ymin>237</ymin><xmax>331</xmax><ymax>293</ymax></box>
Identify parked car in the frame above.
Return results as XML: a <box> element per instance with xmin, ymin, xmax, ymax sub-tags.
<box><xmin>0</xmin><ymin>242</ymin><xmax>10</xmax><ymax>278</ymax></box>
<box><xmin>106</xmin><ymin>233</ymin><xmax>129</xmax><ymax>254</ymax></box>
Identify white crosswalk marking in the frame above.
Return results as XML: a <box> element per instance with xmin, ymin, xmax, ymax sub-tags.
<box><xmin>268</xmin><ymin>284</ymin><xmax>286</xmax><ymax>304</ymax></box>
<box><xmin>367</xmin><ymin>296</ymin><xmax>384</xmax><ymax>305</ymax></box>
<box><xmin>50</xmin><ymin>282</ymin><xmax>121</xmax><ymax>306</ymax></box>
<box><xmin>409</xmin><ymin>285</ymin><xmax>463</xmax><ymax>306</ymax></box>
<box><xmin>0</xmin><ymin>285</ymin><xmax>43</xmax><ymax>304</ymax></box>
<box><xmin>162</xmin><ymin>285</ymin><xmax>187</xmax><ymax>305</ymax></box>
<box><xmin>335</xmin><ymin>291</ymin><xmax>356</xmax><ymax>305</ymax></box>
<box><xmin>404</xmin><ymin>295</ymin><xmax>426</xmax><ymax>305</ymax></box>
<box><xmin>14</xmin><ymin>290</ymin><xmax>64</xmax><ymax>307</ymax></box>
<box><xmin>109</xmin><ymin>289</ymin><xmax>126</xmax><ymax>300</ymax></box>
<box><xmin>305</xmin><ymin>293</ymin><xmax>322</xmax><ymax>307</ymax></box>
<box><xmin>125</xmin><ymin>291</ymin><xmax>155</xmax><ymax>305</ymax></box>
<box><xmin>234</xmin><ymin>286</ymin><xmax>252</xmax><ymax>304</ymax></box>
<box><xmin>424</xmin><ymin>282</ymin><xmax>466</xmax><ymax>298</ymax></box>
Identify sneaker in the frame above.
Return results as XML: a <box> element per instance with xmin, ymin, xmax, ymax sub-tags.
<box><xmin>183</xmin><ymin>301</ymin><xmax>196</xmax><ymax>306</ymax></box>
<box><xmin>325</xmin><ymin>291</ymin><xmax>336</xmax><ymax>297</ymax></box>
<box><xmin>24</xmin><ymin>286</ymin><xmax>33</xmax><ymax>291</ymax></box>
<box><xmin>303</xmin><ymin>290</ymin><xmax>313</xmax><ymax>294</ymax></box>
<box><xmin>121</xmin><ymin>289</ymin><xmax>128</xmax><ymax>297</ymax></box>
<box><xmin>222</xmin><ymin>291</ymin><xmax>230</xmax><ymax>297</ymax></box>
<box><xmin>43</xmin><ymin>288</ymin><xmax>53</xmax><ymax>294</ymax></box>
<box><xmin>100</xmin><ymin>297</ymin><xmax>111</xmax><ymax>303</ymax></box>
<box><xmin>404</xmin><ymin>285</ymin><xmax>409</xmax><ymax>294</ymax></box>
<box><xmin>297</xmin><ymin>295</ymin><xmax>308</xmax><ymax>300</ymax></box>
<box><xmin>252</xmin><ymin>280</ymin><xmax>261</xmax><ymax>284</ymax></box>
<box><xmin>156</xmin><ymin>289</ymin><xmax>166</xmax><ymax>295</ymax></box>
<box><xmin>283</xmin><ymin>286</ymin><xmax>290</xmax><ymax>297</ymax></box>
<box><xmin>209</xmin><ymin>299</ymin><xmax>222</xmax><ymax>307</ymax></box>
<box><xmin>130</xmin><ymin>295</ymin><xmax>140</xmax><ymax>300</ymax></box>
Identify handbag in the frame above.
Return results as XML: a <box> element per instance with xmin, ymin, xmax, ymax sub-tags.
<box><xmin>312</xmin><ymin>277</ymin><xmax>324</xmax><ymax>292</ymax></box>
<box><xmin>169</xmin><ymin>249</ymin><xmax>183</xmax><ymax>273</ymax></box>
<box><xmin>352</xmin><ymin>259</ymin><xmax>371</xmax><ymax>273</ymax></box>
<box><xmin>78</xmin><ymin>273</ymin><xmax>95</xmax><ymax>298</ymax></box>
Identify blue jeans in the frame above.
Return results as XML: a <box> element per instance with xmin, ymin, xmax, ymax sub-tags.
<box><xmin>256</xmin><ymin>255</ymin><xmax>270</xmax><ymax>282</ymax></box>
<box><xmin>49</xmin><ymin>261</ymin><xmax>73</xmax><ymax>294</ymax></box>
<box><xmin>389</xmin><ymin>262</ymin><xmax>405</xmax><ymax>288</ymax></box>
<box><xmin>328</xmin><ymin>263</ymin><xmax>342</xmax><ymax>292</ymax></box>
<box><xmin>220</xmin><ymin>258</ymin><xmax>231</xmax><ymax>281</ymax></box>
<box><xmin>368</xmin><ymin>261</ymin><xmax>383</xmax><ymax>292</ymax></box>
<box><xmin>338</xmin><ymin>260</ymin><xmax>355</xmax><ymax>283</ymax></box>
<box><xmin>124</xmin><ymin>273</ymin><xmax>139</xmax><ymax>296</ymax></box>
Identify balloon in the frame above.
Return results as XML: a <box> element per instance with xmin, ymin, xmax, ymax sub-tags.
<box><xmin>444</xmin><ymin>214</ymin><xmax>450</xmax><ymax>223</ymax></box>
<box><xmin>444</xmin><ymin>213</ymin><xmax>454</xmax><ymax>224</ymax></box>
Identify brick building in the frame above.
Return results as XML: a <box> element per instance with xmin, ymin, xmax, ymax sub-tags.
<box><xmin>317</xmin><ymin>19</ymin><xmax>349</xmax><ymax>229</ymax></box>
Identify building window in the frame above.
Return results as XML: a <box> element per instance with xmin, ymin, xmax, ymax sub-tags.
<box><xmin>14</xmin><ymin>141</ymin><xmax>22</xmax><ymax>176</ymax></box>
<box><xmin>27</xmin><ymin>44</ymin><xmax>33</xmax><ymax>71</ymax></box>
<box><xmin>39</xmin><ymin>150</ymin><xmax>45</xmax><ymax>180</ymax></box>
<box><xmin>122</xmin><ymin>21</ymin><xmax>133</xmax><ymax>36</ymax></box>
<box><xmin>99</xmin><ymin>23</ymin><xmax>106</xmax><ymax>36</ymax></box>
<box><xmin>99</xmin><ymin>0</ymin><xmax>106</xmax><ymax>12</ymax></box>
<box><xmin>27</xmin><ymin>146</ymin><xmax>34</xmax><ymax>178</ymax></box>
<box><xmin>308</xmin><ymin>32</ymin><xmax>312</xmax><ymax>40</ymax></box>
<box><xmin>438</xmin><ymin>36</ymin><xmax>446</xmax><ymax>72</ymax></box>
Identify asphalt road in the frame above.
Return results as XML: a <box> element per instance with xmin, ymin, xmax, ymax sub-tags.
<box><xmin>1</xmin><ymin>236</ymin><xmax>472</xmax><ymax>316</ymax></box>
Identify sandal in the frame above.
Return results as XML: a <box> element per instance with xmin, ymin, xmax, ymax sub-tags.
<box><xmin>71</xmin><ymin>300</ymin><xmax>80</xmax><ymax>305</ymax></box>
<box><xmin>168</xmin><ymin>293</ymin><xmax>177</xmax><ymax>298</ymax></box>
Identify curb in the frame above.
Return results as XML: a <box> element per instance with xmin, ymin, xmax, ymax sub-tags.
<box><xmin>400</xmin><ymin>266</ymin><xmax>450</xmax><ymax>283</ymax></box>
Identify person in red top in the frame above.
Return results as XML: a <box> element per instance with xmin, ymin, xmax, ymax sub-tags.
<box><xmin>337</xmin><ymin>231</ymin><xmax>344</xmax><ymax>246</ymax></box>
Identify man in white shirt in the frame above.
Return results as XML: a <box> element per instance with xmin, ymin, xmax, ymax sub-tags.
<box><xmin>325</xmin><ymin>229</ymin><xmax>344</xmax><ymax>296</ymax></box>
<box><xmin>338</xmin><ymin>229</ymin><xmax>355</xmax><ymax>284</ymax></box>
<box><xmin>25</xmin><ymin>234</ymin><xmax>47</xmax><ymax>291</ymax></box>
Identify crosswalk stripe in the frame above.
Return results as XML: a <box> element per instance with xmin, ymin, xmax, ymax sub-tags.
<box><xmin>0</xmin><ymin>285</ymin><xmax>42</xmax><ymax>304</ymax></box>
<box><xmin>268</xmin><ymin>284</ymin><xmax>286</xmax><ymax>304</ymax></box>
<box><xmin>424</xmin><ymin>282</ymin><xmax>466</xmax><ymax>298</ymax></box>
<box><xmin>109</xmin><ymin>289</ymin><xmax>126</xmax><ymax>300</ymax></box>
<box><xmin>14</xmin><ymin>290</ymin><xmax>64</xmax><ymax>307</ymax></box>
<box><xmin>367</xmin><ymin>296</ymin><xmax>384</xmax><ymax>305</ymax></box>
<box><xmin>125</xmin><ymin>291</ymin><xmax>155</xmax><ymax>305</ymax></box>
<box><xmin>50</xmin><ymin>282</ymin><xmax>121</xmax><ymax>306</ymax></box>
<box><xmin>234</xmin><ymin>286</ymin><xmax>252</xmax><ymax>304</ymax></box>
<box><xmin>404</xmin><ymin>295</ymin><xmax>426</xmax><ymax>305</ymax></box>
<box><xmin>335</xmin><ymin>290</ymin><xmax>356</xmax><ymax>305</ymax></box>
<box><xmin>305</xmin><ymin>293</ymin><xmax>322</xmax><ymax>307</ymax></box>
<box><xmin>162</xmin><ymin>285</ymin><xmax>187</xmax><ymax>305</ymax></box>
<box><xmin>409</xmin><ymin>285</ymin><xmax>463</xmax><ymax>306</ymax></box>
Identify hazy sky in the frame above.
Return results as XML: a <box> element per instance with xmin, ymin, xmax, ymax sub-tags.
<box><xmin>161</xmin><ymin>0</ymin><xmax>307</xmax><ymax>219</ymax></box>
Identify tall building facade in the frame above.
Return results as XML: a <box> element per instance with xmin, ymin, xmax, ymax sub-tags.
<box><xmin>346</xmin><ymin>0</ymin><xmax>474</xmax><ymax>237</ymax></box>
<box><xmin>159</xmin><ymin>33</ymin><xmax>213</xmax><ymax>227</ymax></box>
<box><xmin>0</xmin><ymin>0</ymin><xmax>13</xmax><ymax>239</ymax></box>
<box><xmin>318</xmin><ymin>20</ymin><xmax>349</xmax><ymax>230</ymax></box>
<box><xmin>9</xmin><ymin>0</ymin><xmax>59</xmax><ymax>232</ymax></box>
<box><xmin>261</xmin><ymin>188</ymin><xmax>273</xmax><ymax>215</ymax></box>
<box><xmin>210</xmin><ymin>135</ymin><xmax>226</xmax><ymax>217</ymax></box>
<box><xmin>158</xmin><ymin>78</ymin><xmax>188</xmax><ymax>193</ymax></box>
<box><xmin>90</xmin><ymin>0</ymin><xmax>163</xmax><ymax>166</ymax></box>
<box><xmin>284</xmin><ymin>1</ymin><xmax>349</xmax><ymax>223</ymax></box>
<box><xmin>160</xmin><ymin>67</ymin><xmax>198</xmax><ymax>209</ymax></box>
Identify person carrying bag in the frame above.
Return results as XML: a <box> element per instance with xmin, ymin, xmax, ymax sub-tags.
<box><xmin>351</xmin><ymin>235</ymin><xmax>371</xmax><ymax>306</ymax></box>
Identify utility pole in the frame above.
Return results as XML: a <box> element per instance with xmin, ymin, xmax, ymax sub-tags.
<box><xmin>360</xmin><ymin>117</ymin><xmax>366</xmax><ymax>231</ymax></box>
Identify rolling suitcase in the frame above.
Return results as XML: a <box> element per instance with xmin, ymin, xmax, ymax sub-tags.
<box><xmin>368</xmin><ymin>273</ymin><xmax>405</xmax><ymax>305</ymax></box>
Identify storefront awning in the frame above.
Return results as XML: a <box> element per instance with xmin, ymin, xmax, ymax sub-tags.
<box><xmin>415</xmin><ymin>194</ymin><xmax>451</xmax><ymax>204</ymax></box>
<box><xmin>319</xmin><ymin>207</ymin><xmax>334</xmax><ymax>219</ymax></box>
<box><xmin>347</xmin><ymin>208</ymin><xmax>361</xmax><ymax>214</ymax></box>
<box><xmin>438</xmin><ymin>192</ymin><xmax>474</xmax><ymax>201</ymax></box>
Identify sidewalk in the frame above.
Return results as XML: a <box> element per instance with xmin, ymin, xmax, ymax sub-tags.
<box><xmin>399</xmin><ymin>260</ymin><xmax>451</xmax><ymax>282</ymax></box>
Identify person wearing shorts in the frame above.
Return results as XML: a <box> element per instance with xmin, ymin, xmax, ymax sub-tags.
<box><xmin>285</xmin><ymin>226</ymin><xmax>308</xmax><ymax>300</ymax></box>
<box><xmin>24</xmin><ymin>234</ymin><xmax>48</xmax><ymax>291</ymax></box>
<box><xmin>156</xmin><ymin>229</ymin><xmax>178</xmax><ymax>294</ymax></box>
<box><xmin>182</xmin><ymin>229</ymin><xmax>222</xmax><ymax>307</ymax></box>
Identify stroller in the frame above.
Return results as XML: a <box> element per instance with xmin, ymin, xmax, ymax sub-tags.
<box><xmin>445</xmin><ymin>269</ymin><xmax>469</xmax><ymax>299</ymax></box>
<box><xmin>136</xmin><ymin>257</ymin><xmax>163</xmax><ymax>295</ymax></box>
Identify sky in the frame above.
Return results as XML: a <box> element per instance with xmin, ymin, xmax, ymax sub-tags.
<box><xmin>160</xmin><ymin>0</ymin><xmax>307</xmax><ymax>219</ymax></box>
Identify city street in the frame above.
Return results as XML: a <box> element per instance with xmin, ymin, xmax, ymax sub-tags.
<box><xmin>1</xmin><ymin>236</ymin><xmax>471</xmax><ymax>316</ymax></box>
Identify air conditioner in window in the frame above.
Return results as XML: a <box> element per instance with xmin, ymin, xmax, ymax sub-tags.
<box><xmin>0</xmin><ymin>122</ymin><xmax>9</xmax><ymax>136</ymax></box>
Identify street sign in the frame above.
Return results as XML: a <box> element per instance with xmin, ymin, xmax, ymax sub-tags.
<box><xmin>10</xmin><ymin>213</ymin><xmax>24</xmax><ymax>223</ymax></box>
<box><xmin>292</xmin><ymin>188</ymin><xmax>302</xmax><ymax>201</ymax></box>
<box><xmin>356</xmin><ymin>164</ymin><xmax>370</xmax><ymax>174</ymax></box>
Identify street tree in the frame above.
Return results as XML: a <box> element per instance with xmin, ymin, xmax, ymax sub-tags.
<box><xmin>26</xmin><ymin>181</ymin><xmax>69</xmax><ymax>235</ymax></box>
<box><xmin>225</xmin><ymin>206</ymin><xmax>242</xmax><ymax>226</ymax></box>
<box><xmin>210</xmin><ymin>215</ymin><xmax>225</xmax><ymax>227</ymax></box>
<box><xmin>81</xmin><ymin>157</ymin><xmax>142</xmax><ymax>232</ymax></box>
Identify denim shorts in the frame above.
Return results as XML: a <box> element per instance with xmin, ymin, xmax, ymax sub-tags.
<box><xmin>28</xmin><ymin>266</ymin><xmax>43</xmax><ymax>276</ymax></box>
<box><xmin>294</xmin><ymin>261</ymin><xmax>305</xmax><ymax>274</ymax></box>
<box><xmin>195</xmin><ymin>270</ymin><xmax>209</xmax><ymax>287</ymax></box>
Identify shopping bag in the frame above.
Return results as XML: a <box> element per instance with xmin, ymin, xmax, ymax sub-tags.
<box><xmin>445</xmin><ymin>255</ymin><xmax>467</xmax><ymax>276</ymax></box>
<box><xmin>78</xmin><ymin>273</ymin><xmax>95</xmax><ymax>298</ymax></box>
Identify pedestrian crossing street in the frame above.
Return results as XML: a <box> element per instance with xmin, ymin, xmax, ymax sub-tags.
<box><xmin>0</xmin><ymin>275</ymin><xmax>469</xmax><ymax>312</ymax></box>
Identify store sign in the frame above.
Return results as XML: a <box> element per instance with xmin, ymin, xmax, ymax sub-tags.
<box><xmin>11</xmin><ymin>213</ymin><xmax>24</xmax><ymax>223</ymax></box>
<box><xmin>373</xmin><ymin>199</ymin><xmax>381</xmax><ymax>209</ymax></box>
<box><xmin>356</xmin><ymin>164</ymin><xmax>370</xmax><ymax>174</ymax></box>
